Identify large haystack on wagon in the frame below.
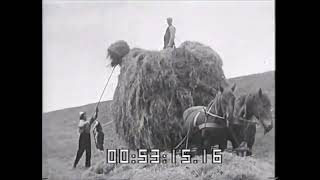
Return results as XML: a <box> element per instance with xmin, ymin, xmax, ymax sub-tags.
<box><xmin>108</xmin><ymin>40</ymin><xmax>228</xmax><ymax>149</ymax></box>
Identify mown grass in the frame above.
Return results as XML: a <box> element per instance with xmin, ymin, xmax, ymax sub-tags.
<box><xmin>84</xmin><ymin>151</ymin><xmax>274</xmax><ymax>180</ymax></box>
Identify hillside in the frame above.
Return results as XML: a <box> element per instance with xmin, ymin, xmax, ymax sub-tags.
<box><xmin>42</xmin><ymin>71</ymin><xmax>275</xmax><ymax>180</ymax></box>
<box><xmin>228</xmin><ymin>71</ymin><xmax>275</xmax><ymax>106</ymax></box>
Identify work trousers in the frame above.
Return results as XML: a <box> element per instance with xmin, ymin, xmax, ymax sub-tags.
<box><xmin>73</xmin><ymin>132</ymin><xmax>91</xmax><ymax>167</ymax></box>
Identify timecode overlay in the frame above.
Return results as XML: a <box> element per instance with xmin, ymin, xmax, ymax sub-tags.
<box><xmin>105</xmin><ymin>149</ymin><xmax>223</xmax><ymax>164</ymax></box>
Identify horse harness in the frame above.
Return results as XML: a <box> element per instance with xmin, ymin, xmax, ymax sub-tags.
<box><xmin>176</xmin><ymin>98</ymin><xmax>261</xmax><ymax>150</ymax></box>
<box><xmin>192</xmin><ymin>98</ymin><xmax>227</xmax><ymax>131</ymax></box>
<box><xmin>193</xmin><ymin>110</ymin><xmax>226</xmax><ymax>130</ymax></box>
<box><xmin>199</xmin><ymin>102</ymin><xmax>259</xmax><ymax>149</ymax></box>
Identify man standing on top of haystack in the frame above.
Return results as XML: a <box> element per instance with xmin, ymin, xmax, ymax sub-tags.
<box><xmin>73</xmin><ymin>107</ymin><xmax>99</xmax><ymax>168</ymax></box>
<box><xmin>163</xmin><ymin>17</ymin><xmax>176</xmax><ymax>49</ymax></box>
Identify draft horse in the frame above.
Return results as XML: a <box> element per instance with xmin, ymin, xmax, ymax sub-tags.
<box><xmin>182</xmin><ymin>84</ymin><xmax>236</xmax><ymax>153</ymax></box>
<box><xmin>228</xmin><ymin>88</ymin><xmax>273</xmax><ymax>156</ymax></box>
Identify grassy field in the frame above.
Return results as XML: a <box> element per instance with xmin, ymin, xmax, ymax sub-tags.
<box><xmin>43</xmin><ymin>71</ymin><xmax>275</xmax><ymax>180</ymax></box>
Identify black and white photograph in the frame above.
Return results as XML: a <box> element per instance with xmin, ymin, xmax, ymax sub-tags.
<box><xmin>42</xmin><ymin>0</ymin><xmax>275</xmax><ymax>179</ymax></box>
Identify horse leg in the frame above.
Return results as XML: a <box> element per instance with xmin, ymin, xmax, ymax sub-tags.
<box><xmin>199</xmin><ymin>129</ymin><xmax>205</xmax><ymax>155</ymax></box>
<box><xmin>219</xmin><ymin>133</ymin><xmax>227</xmax><ymax>152</ymax></box>
<box><xmin>246</xmin><ymin>126</ymin><xmax>256</xmax><ymax>156</ymax></box>
<box><xmin>188</xmin><ymin>132</ymin><xmax>198</xmax><ymax>157</ymax></box>
<box><xmin>219</xmin><ymin>140</ymin><xmax>227</xmax><ymax>152</ymax></box>
<box><xmin>198</xmin><ymin>129</ymin><xmax>210</xmax><ymax>155</ymax></box>
<box><xmin>227</xmin><ymin>126</ymin><xmax>240</xmax><ymax>150</ymax></box>
<box><xmin>188</xmin><ymin>131</ymin><xmax>200</xmax><ymax>156</ymax></box>
<box><xmin>217</xmin><ymin>128</ymin><xmax>227</xmax><ymax>152</ymax></box>
<box><xmin>197</xmin><ymin>133</ymin><xmax>204</xmax><ymax>156</ymax></box>
<box><xmin>227</xmin><ymin>132</ymin><xmax>238</xmax><ymax>150</ymax></box>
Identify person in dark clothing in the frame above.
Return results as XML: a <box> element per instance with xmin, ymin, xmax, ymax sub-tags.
<box><xmin>73</xmin><ymin>108</ymin><xmax>99</xmax><ymax>168</ymax></box>
<box><xmin>163</xmin><ymin>17</ymin><xmax>176</xmax><ymax>49</ymax></box>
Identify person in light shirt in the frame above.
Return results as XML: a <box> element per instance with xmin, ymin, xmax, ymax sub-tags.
<box><xmin>163</xmin><ymin>17</ymin><xmax>176</xmax><ymax>49</ymax></box>
<box><xmin>73</xmin><ymin>108</ymin><xmax>99</xmax><ymax>168</ymax></box>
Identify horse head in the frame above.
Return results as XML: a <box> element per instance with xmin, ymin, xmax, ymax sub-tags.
<box><xmin>229</xmin><ymin>89</ymin><xmax>273</xmax><ymax>156</ymax></box>
<box><xmin>251</xmin><ymin>88</ymin><xmax>273</xmax><ymax>135</ymax></box>
<box><xmin>207</xmin><ymin>83</ymin><xmax>237</xmax><ymax>122</ymax></box>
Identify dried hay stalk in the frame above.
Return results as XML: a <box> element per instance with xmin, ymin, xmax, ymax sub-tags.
<box><xmin>110</xmin><ymin>41</ymin><xmax>227</xmax><ymax>149</ymax></box>
<box><xmin>107</xmin><ymin>40</ymin><xmax>130</xmax><ymax>67</ymax></box>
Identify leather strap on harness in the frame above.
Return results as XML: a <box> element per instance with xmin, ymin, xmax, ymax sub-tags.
<box><xmin>193</xmin><ymin>111</ymin><xmax>201</xmax><ymax>127</ymax></box>
<box><xmin>198</xmin><ymin>122</ymin><xmax>224</xmax><ymax>129</ymax></box>
<box><xmin>205</xmin><ymin>111</ymin><xmax>225</xmax><ymax>119</ymax></box>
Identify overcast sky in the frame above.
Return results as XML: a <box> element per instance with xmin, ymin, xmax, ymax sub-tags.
<box><xmin>43</xmin><ymin>0</ymin><xmax>275</xmax><ymax>112</ymax></box>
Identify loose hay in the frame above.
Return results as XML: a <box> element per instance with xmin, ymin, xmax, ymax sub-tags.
<box><xmin>86</xmin><ymin>152</ymin><xmax>274</xmax><ymax>180</ymax></box>
<box><xmin>107</xmin><ymin>40</ymin><xmax>130</xmax><ymax>67</ymax></box>
<box><xmin>109</xmin><ymin>40</ymin><xmax>228</xmax><ymax>149</ymax></box>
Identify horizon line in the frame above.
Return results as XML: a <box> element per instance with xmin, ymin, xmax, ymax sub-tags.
<box><xmin>43</xmin><ymin>69</ymin><xmax>274</xmax><ymax>113</ymax></box>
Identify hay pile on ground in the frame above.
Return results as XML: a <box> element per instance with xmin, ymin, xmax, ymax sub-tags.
<box><xmin>109</xmin><ymin>40</ymin><xmax>228</xmax><ymax>149</ymax></box>
<box><xmin>83</xmin><ymin>152</ymin><xmax>274</xmax><ymax>180</ymax></box>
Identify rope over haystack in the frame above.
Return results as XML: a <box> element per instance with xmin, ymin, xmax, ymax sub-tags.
<box><xmin>108</xmin><ymin>40</ymin><xmax>130</xmax><ymax>67</ymax></box>
<box><xmin>109</xmin><ymin>40</ymin><xmax>228</xmax><ymax>150</ymax></box>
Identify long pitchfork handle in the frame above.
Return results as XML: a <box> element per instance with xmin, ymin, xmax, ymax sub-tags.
<box><xmin>95</xmin><ymin>66</ymin><xmax>116</xmax><ymax>111</ymax></box>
